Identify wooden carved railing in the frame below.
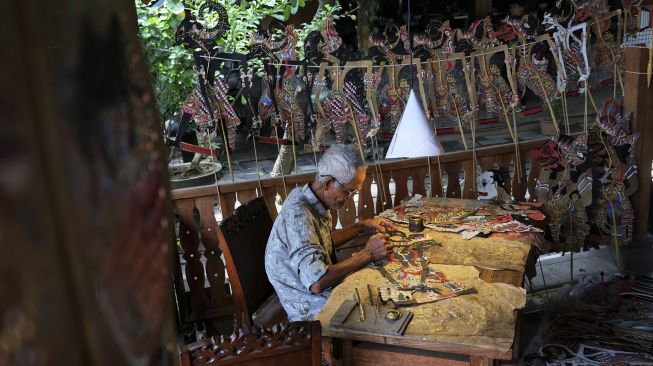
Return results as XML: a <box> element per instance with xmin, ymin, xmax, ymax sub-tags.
<box><xmin>171</xmin><ymin>138</ymin><xmax>552</xmax><ymax>326</ymax></box>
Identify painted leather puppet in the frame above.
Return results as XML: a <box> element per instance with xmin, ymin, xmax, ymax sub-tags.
<box><xmin>477</xmin><ymin>169</ymin><xmax>512</xmax><ymax>202</ymax></box>
<box><xmin>591</xmin><ymin>99</ymin><xmax>639</xmax><ymax>246</ymax></box>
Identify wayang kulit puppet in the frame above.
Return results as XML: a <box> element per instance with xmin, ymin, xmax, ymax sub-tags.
<box><xmin>531</xmin><ymin>98</ymin><xmax>639</xmax><ymax>252</ymax></box>
<box><xmin>477</xmin><ymin>169</ymin><xmax>512</xmax><ymax>202</ymax></box>
<box><xmin>174</xmin><ymin>1</ymin><xmax>248</xmax><ymax>179</ymax></box>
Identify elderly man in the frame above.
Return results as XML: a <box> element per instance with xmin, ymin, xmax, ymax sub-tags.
<box><xmin>265</xmin><ymin>144</ymin><xmax>397</xmax><ymax>321</ymax></box>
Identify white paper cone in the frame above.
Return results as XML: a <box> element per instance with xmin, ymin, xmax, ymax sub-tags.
<box><xmin>385</xmin><ymin>90</ymin><xmax>444</xmax><ymax>159</ymax></box>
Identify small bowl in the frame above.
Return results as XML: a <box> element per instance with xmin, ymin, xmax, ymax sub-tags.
<box><xmin>385</xmin><ymin>310</ymin><xmax>402</xmax><ymax>321</ymax></box>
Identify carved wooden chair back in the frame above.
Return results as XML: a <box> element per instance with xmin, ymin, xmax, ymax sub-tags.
<box><xmin>215</xmin><ymin>197</ymin><xmax>278</xmax><ymax>326</ymax></box>
<box><xmin>179</xmin><ymin>320</ymin><xmax>322</xmax><ymax>366</ymax></box>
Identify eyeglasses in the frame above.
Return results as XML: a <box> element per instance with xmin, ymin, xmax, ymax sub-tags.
<box><xmin>320</xmin><ymin>175</ymin><xmax>359</xmax><ymax>197</ymax></box>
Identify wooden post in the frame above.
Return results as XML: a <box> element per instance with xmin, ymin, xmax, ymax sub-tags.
<box><xmin>475</xmin><ymin>0</ymin><xmax>492</xmax><ymax>18</ymax></box>
<box><xmin>623</xmin><ymin>46</ymin><xmax>653</xmax><ymax>238</ymax></box>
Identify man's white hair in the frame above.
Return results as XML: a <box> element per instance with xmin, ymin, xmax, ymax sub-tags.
<box><xmin>316</xmin><ymin>144</ymin><xmax>367</xmax><ymax>184</ymax></box>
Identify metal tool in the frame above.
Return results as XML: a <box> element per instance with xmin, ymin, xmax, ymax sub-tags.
<box><xmin>354</xmin><ymin>288</ymin><xmax>365</xmax><ymax>321</ymax></box>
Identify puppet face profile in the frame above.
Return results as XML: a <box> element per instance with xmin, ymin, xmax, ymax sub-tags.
<box><xmin>478</xmin><ymin>170</ymin><xmax>501</xmax><ymax>200</ymax></box>
<box><xmin>558</xmin><ymin>134</ymin><xmax>588</xmax><ymax>168</ymax></box>
<box><xmin>532</xmin><ymin>139</ymin><xmax>562</xmax><ymax>170</ymax></box>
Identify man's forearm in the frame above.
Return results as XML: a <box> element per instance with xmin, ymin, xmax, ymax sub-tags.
<box><xmin>331</xmin><ymin>223</ymin><xmax>364</xmax><ymax>247</ymax></box>
<box><xmin>309</xmin><ymin>249</ymin><xmax>371</xmax><ymax>294</ymax></box>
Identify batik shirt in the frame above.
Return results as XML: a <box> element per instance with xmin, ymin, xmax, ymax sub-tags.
<box><xmin>265</xmin><ymin>184</ymin><xmax>334</xmax><ymax>321</ymax></box>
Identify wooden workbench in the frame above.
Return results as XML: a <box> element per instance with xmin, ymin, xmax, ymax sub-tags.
<box><xmin>319</xmin><ymin>216</ymin><xmax>539</xmax><ymax>366</ymax></box>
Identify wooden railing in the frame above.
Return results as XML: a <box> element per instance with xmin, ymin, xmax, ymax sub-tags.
<box><xmin>171</xmin><ymin>138</ymin><xmax>550</xmax><ymax>326</ymax></box>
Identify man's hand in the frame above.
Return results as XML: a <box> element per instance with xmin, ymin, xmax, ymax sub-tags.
<box><xmin>358</xmin><ymin>217</ymin><xmax>402</xmax><ymax>234</ymax></box>
<box><xmin>362</xmin><ymin>233</ymin><xmax>390</xmax><ymax>261</ymax></box>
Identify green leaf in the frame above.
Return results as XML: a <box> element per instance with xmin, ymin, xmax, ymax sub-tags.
<box><xmin>241</xmin><ymin>95</ymin><xmax>247</xmax><ymax>105</ymax></box>
<box><xmin>165</xmin><ymin>0</ymin><xmax>185</xmax><ymax>14</ymax></box>
<box><xmin>283</xmin><ymin>5</ymin><xmax>291</xmax><ymax>20</ymax></box>
<box><xmin>271</xmin><ymin>13</ymin><xmax>285</xmax><ymax>20</ymax></box>
<box><xmin>291</xmin><ymin>0</ymin><xmax>299</xmax><ymax>14</ymax></box>
<box><xmin>350</xmin><ymin>14</ymin><xmax>357</xmax><ymax>20</ymax></box>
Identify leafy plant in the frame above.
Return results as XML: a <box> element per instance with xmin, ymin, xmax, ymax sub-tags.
<box><xmin>137</xmin><ymin>1</ymin><xmax>196</xmax><ymax>122</ymax></box>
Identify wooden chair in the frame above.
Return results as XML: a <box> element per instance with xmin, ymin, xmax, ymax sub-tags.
<box><xmin>179</xmin><ymin>320</ymin><xmax>322</xmax><ymax>366</ymax></box>
<box><xmin>215</xmin><ymin>197</ymin><xmax>288</xmax><ymax>327</ymax></box>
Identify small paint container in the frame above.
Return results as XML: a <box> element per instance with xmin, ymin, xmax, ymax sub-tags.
<box><xmin>408</xmin><ymin>216</ymin><xmax>424</xmax><ymax>232</ymax></box>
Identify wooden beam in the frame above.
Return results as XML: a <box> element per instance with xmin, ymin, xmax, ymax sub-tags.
<box><xmin>623</xmin><ymin>46</ymin><xmax>653</xmax><ymax>237</ymax></box>
<box><xmin>171</xmin><ymin>137</ymin><xmax>565</xmax><ymax>200</ymax></box>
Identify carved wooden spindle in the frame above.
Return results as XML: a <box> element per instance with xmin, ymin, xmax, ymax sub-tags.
<box><xmin>392</xmin><ymin>170</ymin><xmax>410</xmax><ymax>204</ymax></box>
<box><xmin>526</xmin><ymin>154</ymin><xmax>542</xmax><ymax>202</ymax></box>
<box><xmin>444</xmin><ymin>162</ymin><xmax>462</xmax><ymax>198</ymax></box>
<box><xmin>429</xmin><ymin>159</ymin><xmax>444</xmax><ymax>197</ymax></box>
<box><xmin>375</xmin><ymin>170</ymin><xmax>393</xmax><ymax>212</ymax></box>
<box><xmin>358</xmin><ymin>173</ymin><xmax>375</xmax><ymax>220</ymax></box>
<box><xmin>176</xmin><ymin>199</ymin><xmax>211</xmax><ymax>314</ymax></box>
<box><xmin>330</xmin><ymin>209</ymin><xmax>339</xmax><ymax>230</ymax></box>
<box><xmin>219</xmin><ymin>192</ymin><xmax>238</xmax><ymax>220</ymax></box>
<box><xmin>338</xmin><ymin>198</ymin><xmax>357</xmax><ymax>227</ymax></box>
<box><xmin>237</xmin><ymin>189</ymin><xmax>258</xmax><ymax>206</ymax></box>
<box><xmin>260</xmin><ymin>186</ymin><xmax>279</xmax><ymax>221</ymax></box>
<box><xmin>196</xmin><ymin>197</ymin><xmax>230</xmax><ymax>307</ymax></box>
<box><xmin>512</xmin><ymin>151</ymin><xmax>528</xmax><ymax>201</ymax></box>
<box><xmin>462</xmin><ymin>159</ymin><xmax>477</xmax><ymax>199</ymax></box>
<box><xmin>409</xmin><ymin>166</ymin><xmax>427</xmax><ymax>197</ymax></box>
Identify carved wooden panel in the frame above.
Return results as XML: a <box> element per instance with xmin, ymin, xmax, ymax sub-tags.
<box><xmin>179</xmin><ymin>321</ymin><xmax>321</xmax><ymax>366</ymax></box>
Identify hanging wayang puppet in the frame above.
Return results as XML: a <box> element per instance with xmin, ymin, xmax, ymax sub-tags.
<box><xmin>591</xmin><ymin>99</ymin><xmax>639</xmax><ymax>246</ymax></box>
<box><xmin>174</xmin><ymin>2</ymin><xmax>243</xmax><ymax>161</ymax></box>
<box><xmin>250</xmin><ymin>24</ymin><xmax>305</xmax><ymax>143</ymax></box>
<box><xmin>532</xmin><ymin>133</ymin><xmax>593</xmax><ymax>252</ymax></box>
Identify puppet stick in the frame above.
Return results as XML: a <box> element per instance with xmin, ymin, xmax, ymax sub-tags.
<box><xmin>644</xmin><ymin>44</ymin><xmax>653</xmax><ymax>88</ymax></box>
<box><xmin>452</xmin><ymin>100</ymin><xmax>469</xmax><ymax>151</ymax></box>
<box><xmin>348</xmin><ymin>107</ymin><xmax>366</xmax><ymax>162</ymax></box>
<box><xmin>252</xmin><ymin>131</ymin><xmax>263</xmax><ymax>195</ymax></box>
<box><xmin>436</xmin><ymin>155</ymin><xmax>443</xmax><ymax>197</ymax></box>
<box><xmin>369</xmin><ymin>136</ymin><xmax>386</xmax><ymax>206</ymax></box>
<box><xmin>373</xmin><ymin>136</ymin><xmax>389</xmax><ymax>208</ymax></box>
<box><xmin>427</xmin><ymin>156</ymin><xmax>433</xmax><ymax>197</ymax></box>
<box><xmin>290</xmin><ymin>107</ymin><xmax>298</xmax><ymax>175</ymax></box>
<box><xmin>585</xmin><ymin>83</ymin><xmax>599</xmax><ymax>114</ymax></box>
<box><xmin>584</xmin><ymin>81</ymin><xmax>589</xmax><ymax>134</ymax></box>
<box><xmin>513</xmin><ymin>109</ymin><xmax>523</xmax><ymax>184</ymax></box>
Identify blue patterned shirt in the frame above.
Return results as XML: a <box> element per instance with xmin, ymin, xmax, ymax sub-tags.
<box><xmin>265</xmin><ymin>184</ymin><xmax>334</xmax><ymax>321</ymax></box>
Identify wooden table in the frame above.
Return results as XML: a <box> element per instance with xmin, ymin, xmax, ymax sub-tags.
<box><xmin>320</xmin><ymin>210</ymin><xmax>539</xmax><ymax>366</ymax></box>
